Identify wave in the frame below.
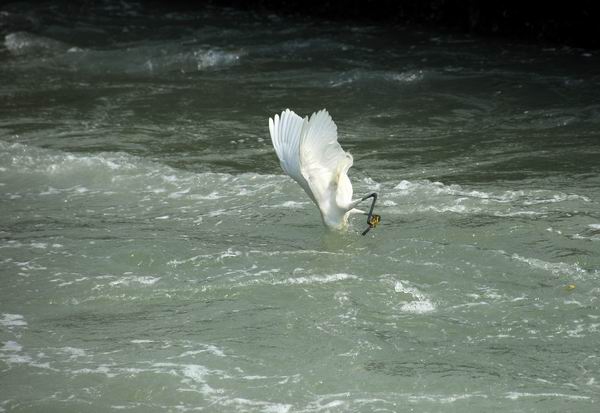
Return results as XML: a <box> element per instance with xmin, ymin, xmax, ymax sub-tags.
<box><xmin>510</xmin><ymin>253</ymin><xmax>594</xmax><ymax>280</ymax></box>
<box><xmin>329</xmin><ymin>69</ymin><xmax>424</xmax><ymax>87</ymax></box>
<box><xmin>2</xmin><ymin>141</ymin><xmax>593</xmax><ymax>226</ymax></box>
<box><xmin>4</xmin><ymin>32</ymin><xmax>77</xmax><ymax>55</ymax></box>
<box><xmin>78</xmin><ymin>45</ymin><xmax>242</xmax><ymax>74</ymax></box>
<box><xmin>60</xmin><ymin>44</ymin><xmax>243</xmax><ymax>75</ymax></box>
<box><xmin>393</xmin><ymin>280</ymin><xmax>436</xmax><ymax>313</ymax></box>
<box><xmin>572</xmin><ymin>224</ymin><xmax>600</xmax><ymax>242</ymax></box>
<box><xmin>380</xmin><ymin>179</ymin><xmax>593</xmax><ymax>217</ymax></box>
<box><xmin>4</xmin><ymin>32</ymin><xmax>243</xmax><ymax>74</ymax></box>
<box><xmin>0</xmin><ymin>140</ymin><xmax>278</xmax><ymax>198</ymax></box>
<box><xmin>0</xmin><ymin>313</ymin><xmax>27</xmax><ymax>328</ymax></box>
<box><xmin>251</xmin><ymin>37</ymin><xmax>357</xmax><ymax>58</ymax></box>
<box><xmin>391</xmin><ymin>179</ymin><xmax>590</xmax><ymax>204</ymax></box>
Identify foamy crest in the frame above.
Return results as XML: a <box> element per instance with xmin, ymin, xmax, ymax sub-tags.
<box><xmin>392</xmin><ymin>180</ymin><xmax>590</xmax><ymax>205</ymax></box>
<box><xmin>506</xmin><ymin>392</ymin><xmax>590</xmax><ymax>401</ymax></box>
<box><xmin>386</xmin><ymin>179</ymin><xmax>592</xmax><ymax>218</ymax></box>
<box><xmin>4</xmin><ymin>32</ymin><xmax>72</xmax><ymax>55</ymax></box>
<box><xmin>574</xmin><ymin>223</ymin><xmax>600</xmax><ymax>241</ymax></box>
<box><xmin>408</xmin><ymin>393</ymin><xmax>488</xmax><ymax>403</ymax></box>
<box><xmin>1</xmin><ymin>341</ymin><xmax>22</xmax><ymax>352</ymax></box>
<box><xmin>0</xmin><ymin>340</ymin><xmax>51</xmax><ymax>369</ymax></box>
<box><xmin>59</xmin><ymin>347</ymin><xmax>87</xmax><ymax>359</ymax></box>
<box><xmin>394</xmin><ymin>281</ymin><xmax>435</xmax><ymax>313</ymax></box>
<box><xmin>274</xmin><ymin>200</ymin><xmax>309</xmax><ymax>208</ymax></box>
<box><xmin>329</xmin><ymin>69</ymin><xmax>424</xmax><ymax>87</ymax></box>
<box><xmin>511</xmin><ymin>254</ymin><xmax>590</xmax><ymax>279</ymax></box>
<box><xmin>64</xmin><ymin>44</ymin><xmax>243</xmax><ymax>75</ymax></box>
<box><xmin>177</xmin><ymin>344</ymin><xmax>226</xmax><ymax>358</ymax></box>
<box><xmin>109</xmin><ymin>276</ymin><xmax>160</xmax><ymax>287</ymax></box>
<box><xmin>219</xmin><ymin>398</ymin><xmax>292</xmax><ymax>412</ymax></box>
<box><xmin>0</xmin><ymin>140</ymin><xmax>285</xmax><ymax>214</ymax></box>
<box><xmin>281</xmin><ymin>273</ymin><xmax>358</xmax><ymax>285</ymax></box>
<box><xmin>195</xmin><ymin>48</ymin><xmax>242</xmax><ymax>70</ymax></box>
<box><xmin>0</xmin><ymin>313</ymin><xmax>27</xmax><ymax>328</ymax></box>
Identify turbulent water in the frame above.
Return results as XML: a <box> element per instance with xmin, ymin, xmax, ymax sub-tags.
<box><xmin>1</xmin><ymin>1</ymin><xmax>600</xmax><ymax>412</ymax></box>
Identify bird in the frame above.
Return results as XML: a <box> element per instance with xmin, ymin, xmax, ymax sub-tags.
<box><xmin>268</xmin><ymin>109</ymin><xmax>380</xmax><ymax>235</ymax></box>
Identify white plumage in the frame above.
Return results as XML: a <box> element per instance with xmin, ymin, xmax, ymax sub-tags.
<box><xmin>269</xmin><ymin>108</ymin><xmax>367</xmax><ymax>230</ymax></box>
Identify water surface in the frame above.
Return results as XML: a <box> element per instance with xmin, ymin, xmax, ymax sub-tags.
<box><xmin>1</xmin><ymin>1</ymin><xmax>599</xmax><ymax>411</ymax></box>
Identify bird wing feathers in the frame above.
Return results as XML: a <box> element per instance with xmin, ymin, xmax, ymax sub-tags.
<box><xmin>299</xmin><ymin>109</ymin><xmax>354</xmax><ymax>209</ymax></box>
<box><xmin>269</xmin><ymin>109</ymin><xmax>314</xmax><ymax>202</ymax></box>
<box><xmin>269</xmin><ymin>109</ymin><xmax>353</xmax><ymax>210</ymax></box>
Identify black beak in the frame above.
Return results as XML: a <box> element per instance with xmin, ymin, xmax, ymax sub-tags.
<box><xmin>361</xmin><ymin>193</ymin><xmax>379</xmax><ymax>236</ymax></box>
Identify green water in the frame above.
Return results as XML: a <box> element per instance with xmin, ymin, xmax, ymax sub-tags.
<box><xmin>1</xmin><ymin>1</ymin><xmax>599</xmax><ymax>412</ymax></box>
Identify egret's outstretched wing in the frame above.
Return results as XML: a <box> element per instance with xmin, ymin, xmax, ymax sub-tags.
<box><xmin>299</xmin><ymin>109</ymin><xmax>354</xmax><ymax>208</ymax></box>
<box><xmin>269</xmin><ymin>109</ymin><xmax>314</xmax><ymax>200</ymax></box>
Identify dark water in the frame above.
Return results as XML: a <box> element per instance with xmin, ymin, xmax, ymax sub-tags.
<box><xmin>1</xmin><ymin>1</ymin><xmax>599</xmax><ymax>412</ymax></box>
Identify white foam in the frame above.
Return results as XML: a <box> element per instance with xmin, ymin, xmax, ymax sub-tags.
<box><xmin>522</xmin><ymin>193</ymin><xmax>590</xmax><ymax>205</ymax></box>
<box><xmin>394</xmin><ymin>281</ymin><xmax>435</xmax><ymax>313</ymax></box>
<box><xmin>511</xmin><ymin>254</ymin><xmax>589</xmax><ymax>279</ymax></box>
<box><xmin>218</xmin><ymin>249</ymin><xmax>242</xmax><ymax>261</ymax></box>
<box><xmin>388</xmin><ymin>70</ymin><xmax>424</xmax><ymax>82</ymax></box>
<box><xmin>394</xmin><ymin>180</ymin><xmax>412</xmax><ymax>190</ymax></box>
<box><xmin>281</xmin><ymin>273</ymin><xmax>358</xmax><ymax>285</ymax></box>
<box><xmin>4</xmin><ymin>32</ymin><xmax>71</xmax><ymax>55</ymax></box>
<box><xmin>0</xmin><ymin>314</ymin><xmax>27</xmax><ymax>328</ymax></box>
<box><xmin>194</xmin><ymin>48</ymin><xmax>243</xmax><ymax>70</ymax></box>
<box><xmin>0</xmin><ymin>341</ymin><xmax>36</xmax><ymax>365</ymax></box>
<box><xmin>60</xmin><ymin>347</ymin><xmax>86</xmax><ymax>358</ymax></box>
<box><xmin>1</xmin><ymin>353</ymin><xmax>33</xmax><ymax>364</ymax></box>
<box><xmin>109</xmin><ymin>276</ymin><xmax>160</xmax><ymax>287</ymax></box>
<box><xmin>276</xmin><ymin>200</ymin><xmax>309</xmax><ymax>208</ymax></box>
<box><xmin>391</xmin><ymin>179</ymin><xmax>590</xmax><ymax>208</ymax></box>
<box><xmin>506</xmin><ymin>392</ymin><xmax>590</xmax><ymax>400</ymax></box>
<box><xmin>182</xmin><ymin>364</ymin><xmax>211</xmax><ymax>382</ymax></box>
<box><xmin>199</xmin><ymin>272</ymin><xmax>357</xmax><ymax>292</ymax></box>
<box><xmin>566</xmin><ymin>324</ymin><xmax>585</xmax><ymax>337</ymax></box>
<box><xmin>71</xmin><ymin>365</ymin><xmax>115</xmax><ymax>377</ymax></box>
<box><xmin>0</xmin><ymin>141</ymin><xmax>289</xmax><ymax>211</ymax></box>
<box><xmin>0</xmin><ymin>240</ymin><xmax>23</xmax><ymax>249</ymax></box>
<box><xmin>261</xmin><ymin>404</ymin><xmax>293</xmax><ymax>413</ymax></box>
<box><xmin>167</xmin><ymin>254</ymin><xmax>212</xmax><ymax>267</ymax></box>
<box><xmin>494</xmin><ymin>210</ymin><xmax>542</xmax><ymax>217</ymax></box>
<box><xmin>71</xmin><ymin>43</ymin><xmax>242</xmax><ymax>75</ymax></box>
<box><xmin>573</xmin><ymin>226</ymin><xmax>600</xmax><ymax>241</ymax></box>
<box><xmin>329</xmin><ymin>69</ymin><xmax>424</xmax><ymax>87</ymax></box>
<box><xmin>422</xmin><ymin>204</ymin><xmax>475</xmax><ymax>214</ymax></box>
<box><xmin>181</xmin><ymin>364</ymin><xmax>219</xmax><ymax>395</ymax></box>
<box><xmin>40</xmin><ymin>187</ymin><xmax>61</xmax><ymax>195</ymax></box>
<box><xmin>177</xmin><ymin>344</ymin><xmax>226</xmax><ymax>358</ymax></box>
<box><xmin>1</xmin><ymin>341</ymin><xmax>22</xmax><ymax>352</ymax></box>
<box><xmin>400</xmin><ymin>300</ymin><xmax>436</xmax><ymax>314</ymax></box>
<box><xmin>168</xmin><ymin>187</ymin><xmax>190</xmax><ymax>198</ymax></box>
<box><xmin>190</xmin><ymin>191</ymin><xmax>222</xmax><ymax>200</ymax></box>
<box><xmin>220</xmin><ymin>398</ymin><xmax>292</xmax><ymax>413</ymax></box>
<box><xmin>408</xmin><ymin>393</ymin><xmax>488</xmax><ymax>403</ymax></box>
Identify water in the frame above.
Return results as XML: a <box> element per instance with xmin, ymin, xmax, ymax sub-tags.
<box><xmin>1</xmin><ymin>1</ymin><xmax>599</xmax><ymax>411</ymax></box>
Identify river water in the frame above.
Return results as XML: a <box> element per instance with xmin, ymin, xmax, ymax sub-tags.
<box><xmin>1</xmin><ymin>1</ymin><xmax>599</xmax><ymax>412</ymax></box>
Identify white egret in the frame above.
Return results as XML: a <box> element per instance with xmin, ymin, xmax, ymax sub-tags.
<box><xmin>269</xmin><ymin>109</ymin><xmax>380</xmax><ymax>235</ymax></box>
